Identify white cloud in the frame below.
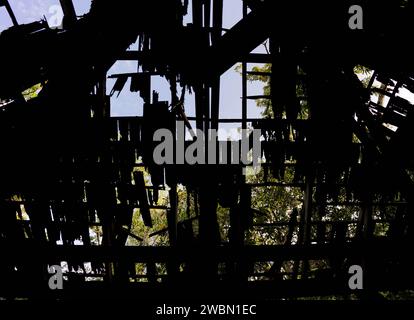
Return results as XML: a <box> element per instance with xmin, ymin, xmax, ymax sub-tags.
<box><xmin>12</xmin><ymin>0</ymin><xmax>58</xmax><ymax>24</ymax></box>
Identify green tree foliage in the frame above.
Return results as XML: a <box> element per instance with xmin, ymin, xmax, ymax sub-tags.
<box><xmin>236</xmin><ymin>63</ymin><xmax>309</xmax><ymax>119</ymax></box>
<box><xmin>22</xmin><ymin>83</ymin><xmax>43</xmax><ymax>101</ymax></box>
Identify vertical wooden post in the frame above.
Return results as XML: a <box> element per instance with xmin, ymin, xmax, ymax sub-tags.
<box><xmin>303</xmin><ymin>176</ymin><xmax>313</xmax><ymax>244</ymax></box>
<box><xmin>168</xmin><ymin>186</ymin><xmax>178</xmax><ymax>246</ymax></box>
<box><xmin>167</xmin><ymin>184</ymin><xmax>179</xmax><ymax>279</ymax></box>
<box><xmin>241</xmin><ymin>1</ymin><xmax>248</xmax><ymax>131</ymax></box>
<box><xmin>210</xmin><ymin>0</ymin><xmax>222</xmax><ymax>131</ymax></box>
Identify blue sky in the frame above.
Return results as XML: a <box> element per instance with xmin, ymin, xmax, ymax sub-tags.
<box><xmin>1</xmin><ymin>0</ymin><xmax>265</xmax><ymax>133</ymax></box>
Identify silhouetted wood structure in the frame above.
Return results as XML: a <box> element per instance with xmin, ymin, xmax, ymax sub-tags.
<box><xmin>0</xmin><ymin>0</ymin><xmax>414</xmax><ymax>300</ymax></box>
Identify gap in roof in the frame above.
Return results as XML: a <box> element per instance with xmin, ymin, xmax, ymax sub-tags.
<box><xmin>223</xmin><ymin>0</ymin><xmax>242</xmax><ymax>29</ymax></box>
<box><xmin>72</xmin><ymin>0</ymin><xmax>92</xmax><ymax>17</ymax></box>
<box><xmin>398</xmin><ymin>87</ymin><xmax>414</xmax><ymax>105</ymax></box>
<box><xmin>0</xmin><ymin>7</ymin><xmax>14</xmax><ymax>31</ymax></box>
<box><xmin>10</xmin><ymin>0</ymin><xmax>60</xmax><ymax>24</ymax></box>
<box><xmin>6</xmin><ymin>0</ymin><xmax>92</xmax><ymax>28</ymax></box>
<box><xmin>107</xmin><ymin>61</ymin><xmax>141</xmax><ymax>117</ymax></box>
<box><xmin>183</xmin><ymin>0</ymin><xmax>243</xmax><ymax>29</ymax></box>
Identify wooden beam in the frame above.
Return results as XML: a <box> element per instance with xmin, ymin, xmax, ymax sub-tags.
<box><xmin>59</xmin><ymin>0</ymin><xmax>77</xmax><ymax>24</ymax></box>
<box><xmin>241</xmin><ymin>1</ymin><xmax>248</xmax><ymax>130</ymax></box>
<box><xmin>212</xmin><ymin>0</ymin><xmax>223</xmax><ymax>43</ymax></box>
<box><xmin>244</xmin><ymin>53</ymin><xmax>272</xmax><ymax>63</ymax></box>
<box><xmin>3</xmin><ymin>0</ymin><xmax>18</xmax><ymax>26</ymax></box>
<box><xmin>205</xmin><ymin>4</ymin><xmax>270</xmax><ymax>78</ymax></box>
<box><xmin>1</xmin><ymin>241</ymin><xmax>410</xmax><ymax>262</ymax></box>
